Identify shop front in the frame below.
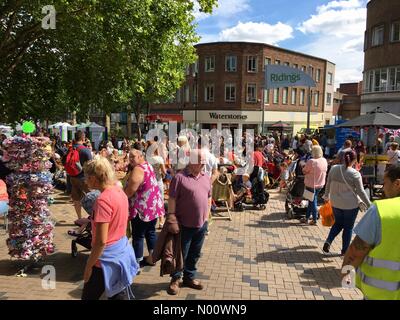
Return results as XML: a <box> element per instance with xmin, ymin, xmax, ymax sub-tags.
<box><xmin>183</xmin><ymin>110</ymin><xmax>262</xmax><ymax>134</ymax></box>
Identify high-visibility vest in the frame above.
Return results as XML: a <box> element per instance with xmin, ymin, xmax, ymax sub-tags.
<box><xmin>355</xmin><ymin>197</ymin><xmax>400</xmax><ymax>300</ymax></box>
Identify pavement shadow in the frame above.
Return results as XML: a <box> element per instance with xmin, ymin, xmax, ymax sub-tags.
<box><xmin>299</xmin><ymin>266</ymin><xmax>343</xmax><ymax>289</ymax></box>
<box><xmin>131</xmin><ymin>282</ymin><xmax>169</xmax><ymax>300</ymax></box>
<box><xmin>255</xmin><ymin>246</ymin><xmax>335</xmax><ymax>264</ymax></box>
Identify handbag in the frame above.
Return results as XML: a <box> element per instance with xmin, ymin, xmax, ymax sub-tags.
<box><xmin>302</xmin><ymin>160</ymin><xmax>315</xmax><ymax>201</ymax></box>
<box><xmin>303</xmin><ymin>187</ymin><xmax>315</xmax><ymax>201</ymax></box>
<box><xmin>339</xmin><ymin>166</ymin><xmax>367</xmax><ymax>212</ymax></box>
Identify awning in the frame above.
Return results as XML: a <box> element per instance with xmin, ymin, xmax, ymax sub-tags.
<box><xmin>146</xmin><ymin>114</ymin><xmax>183</xmax><ymax>122</ymax></box>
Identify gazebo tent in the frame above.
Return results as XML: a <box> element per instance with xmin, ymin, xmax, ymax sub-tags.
<box><xmin>87</xmin><ymin>123</ymin><xmax>105</xmax><ymax>150</ymax></box>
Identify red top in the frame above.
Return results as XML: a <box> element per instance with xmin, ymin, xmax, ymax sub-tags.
<box><xmin>253</xmin><ymin>151</ymin><xmax>264</xmax><ymax>167</ymax></box>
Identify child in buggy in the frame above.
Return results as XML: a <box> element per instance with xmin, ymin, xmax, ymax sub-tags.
<box><xmin>284</xmin><ymin>149</ymin><xmax>310</xmax><ymax>219</ymax></box>
<box><xmin>231</xmin><ymin>173</ymin><xmax>253</xmax><ymax>211</ymax></box>
<box><xmin>69</xmin><ymin>190</ymin><xmax>101</xmax><ymax>257</ymax></box>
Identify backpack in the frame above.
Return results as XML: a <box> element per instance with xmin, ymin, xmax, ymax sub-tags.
<box><xmin>64</xmin><ymin>145</ymin><xmax>86</xmax><ymax>177</ymax></box>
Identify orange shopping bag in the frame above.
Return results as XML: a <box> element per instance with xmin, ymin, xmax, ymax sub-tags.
<box><xmin>319</xmin><ymin>201</ymin><xmax>335</xmax><ymax>227</ymax></box>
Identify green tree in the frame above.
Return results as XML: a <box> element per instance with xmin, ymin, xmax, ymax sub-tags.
<box><xmin>0</xmin><ymin>0</ymin><xmax>218</xmax><ymax>136</ymax></box>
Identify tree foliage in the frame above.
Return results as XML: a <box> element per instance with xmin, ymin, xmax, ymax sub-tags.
<box><xmin>0</xmin><ymin>0</ymin><xmax>218</xmax><ymax>131</ymax></box>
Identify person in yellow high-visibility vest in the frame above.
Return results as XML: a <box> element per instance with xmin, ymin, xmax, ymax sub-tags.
<box><xmin>342</xmin><ymin>165</ymin><xmax>400</xmax><ymax>300</ymax></box>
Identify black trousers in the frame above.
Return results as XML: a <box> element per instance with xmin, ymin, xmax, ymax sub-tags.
<box><xmin>81</xmin><ymin>266</ymin><xmax>130</xmax><ymax>300</ymax></box>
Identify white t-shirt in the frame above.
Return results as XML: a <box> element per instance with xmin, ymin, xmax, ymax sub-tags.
<box><xmin>387</xmin><ymin>149</ymin><xmax>400</xmax><ymax>165</ymax></box>
<box><xmin>148</xmin><ymin>155</ymin><xmax>165</xmax><ymax>181</ymax></box>
<box><xmin>202</xmin><ymin>148</ymin><xmax>218</xmax><ymax>178</ymax></box>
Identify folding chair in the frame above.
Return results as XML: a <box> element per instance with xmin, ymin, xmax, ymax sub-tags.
<box><xmin>211</xmin><ymin>174</ymin><xmax>233</xmax><ymax>221</ymax></box>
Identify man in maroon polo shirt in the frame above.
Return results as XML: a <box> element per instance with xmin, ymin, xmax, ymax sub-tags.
<box><xmin>166</xmin><ymin>149</ymin><xmax>211</xmax><ymax>295</ymax></box>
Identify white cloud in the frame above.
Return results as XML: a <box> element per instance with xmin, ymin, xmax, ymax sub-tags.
<box><xmin>193</xmin><ymin>0</ymin><xmax>251</xmax><ymax>21</ymax></box>
<box><xmin>218</xmin><ymin>21</ymin><xmax>293</xmax><ymax>45</ymax></box>
<box><xmin>297</xmin><ymin>0</ymin><xmax>368</xmax><ymax>87</ymax></box>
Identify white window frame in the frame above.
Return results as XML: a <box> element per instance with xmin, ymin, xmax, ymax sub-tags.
<box><xmin>291</xmin><ymin>88</ymin><xmax>297</xmax><ymax>105</ymax></box>
<box><xmin>328</xmin><ymin>72</ymin><xmax>333</xmax><ymax>85</ymax></box>
<box><xmin>246</xmin><ymin>83</ymin><xmax>257</xmax><ymax>103</ymax></box>
<box><xmin>391</xmin><ymin>21</ymin><xmax>400</xmax><ymax>42</ymax></box>
<box><xmin>264</xmin><ymin>89</ymin><xmax>270</xmax><ymax>105</ymax></box>
<box><xmin>225</xmin><ymin>83</ymin><xmax>236</xmax><ymax>102</ymax></box>
<box><xmin>316</xmin><ymin>69</ymin><xmax>321</xmax><ymax>82</ymax></box>
<box><xmin>225</xmin><ymin>55</ymin><xmax>237</xmax><ymax>72</ymax></box>
<box><xmin>326</xmin><ymin>93</ymin><xmax>332</xmax><ymax>106</ymax></box>
<box><xmin>247</xmin><ymin>56</ymin><xmax>257</xmax><ymax>73</ymax></box>
<box><xmin>282</xmin><ymin>87</ymin><xmax>288</xmax><ymax>104</ymax></box>
<box><xmin>300</xmin><ymin>89</ymin><xmax>305</xmax><ymax>105</ymax></box>
<box><xmin>372</xmin><ymin>25</ymin><xmax>384</xmax><ymax>46</ymax></box>
<box><xmin>273</xmin><ymin>88</ymin><xmax>279</xmax><ymax>104</ymax></box>
<box><xmin>205</xmin><ymin>56</ymin><xmax>215</xmax><ymax>72</ymax></box>
<box><xmin>314</xmin><ymin>91</ymin><xmax>319</xmax><ymax>107</ymax></box>
<box><xmin>205</xmin><ymin>84</ymin><xmax>214</xmax><ymax>102</ymax></box>
<box><xmin>263</xmin><ymin>57</ymin><xmax>271</xmax><ymax>71</ymax></box>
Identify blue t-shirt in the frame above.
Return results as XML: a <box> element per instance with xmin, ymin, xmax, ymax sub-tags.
<box><xmin>73</xmin><ymin>144</ymin><xmax>93</xmax><ymax>178</ymax></box>
<box><xmin>353</xmin><ymin>204</ymin><xmax>382</xmax><ymax>246</ymax></box>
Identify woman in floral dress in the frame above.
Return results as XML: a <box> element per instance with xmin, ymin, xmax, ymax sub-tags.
<box><xmin>124</xmin><ymin>146</ymin><xmax>165</xmax><ymax>267</ymax></box>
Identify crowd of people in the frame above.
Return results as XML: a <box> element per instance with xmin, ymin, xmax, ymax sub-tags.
<box><xmin>1</xmin><ymin>127</ymin><xmax>400</xmax><ymax>300</ymax></box>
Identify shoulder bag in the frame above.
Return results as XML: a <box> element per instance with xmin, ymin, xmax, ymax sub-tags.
<box><xmin>339</xmin><ymin>166</ymin><xmax>367</xmax><ymax>212</ymax></box>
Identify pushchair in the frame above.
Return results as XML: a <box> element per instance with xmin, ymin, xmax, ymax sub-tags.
<box><xmin>71</xmin><ymin>190</ymin><xmax>100</xmax><ymax>257</ymax></box>
<box><xmin>285</xmin><ymin>159</ymin><xmax>308</xmax><ymax>220</ymax></box>
<box><xmin>250</xmin><ymin>167</ymin><xmax>270</xmax><ymax>210</ymax></box>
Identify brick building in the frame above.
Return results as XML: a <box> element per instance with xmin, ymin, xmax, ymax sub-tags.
<box><xmin>337</xmin><ymin>82</ymin><xmax>362</xmax><ymax>120</ymax></box>
<box><xmin>362</xmin><ymin>0</ymin><xmax>400</xmax><ymax>114</ymax></box>
<box><xmin>150</xmin><ymin>42</ymin><xmax>336</xmax><ymax>134</ymax></box>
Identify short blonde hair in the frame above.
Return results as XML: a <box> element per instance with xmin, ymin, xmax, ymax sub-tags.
<box><xmin>83</xmin><ymin>157</ymin><xmax>116</xmax><ymax>187</ymax></box>
<box><xmin>312</xmin><ymin>145</ymin><xmax>323</xmax><ymax>159</ymax></box>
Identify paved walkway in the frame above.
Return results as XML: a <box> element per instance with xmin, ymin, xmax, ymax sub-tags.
<box><xmin>0</xmin><ymin>189</ymin><xmax>363</xmax><ymax>300</ymax></box>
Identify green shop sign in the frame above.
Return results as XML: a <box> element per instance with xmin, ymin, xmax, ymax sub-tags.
<box><xmin>265</xmin><ymin>65</ymin><xmax>316</xmax><ymax>89</ymax></box>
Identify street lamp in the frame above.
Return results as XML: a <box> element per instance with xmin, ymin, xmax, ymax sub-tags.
<box><xmin>193</xmin><ymin>71</ymin><xmax>198</xmax><ymax>132</ymax></box>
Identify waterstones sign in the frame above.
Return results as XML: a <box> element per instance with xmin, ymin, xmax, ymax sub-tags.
<box><xmin>209</xmin><ymin>113</ymin><xmax>248</xmax><ymax>120</ymax></box>
<box><xmin>265</xmin><ymin>65</ymin><xmax>316</xmax><ymax>89</ymax></box>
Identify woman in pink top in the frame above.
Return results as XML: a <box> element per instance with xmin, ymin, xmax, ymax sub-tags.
<box><xmin>124</xmin><ymin>146</ymin><xmax>164</xmax><ymax>267</ymax></box>
<box><xmin>301</xmin><ymin>145</ymin><xmax>328</xmax><ymax>225</ymax></box>
<box><xmin>82</xmin><ymin>157</ymin><xmax>137</xmax><ymax>300</ymax></box>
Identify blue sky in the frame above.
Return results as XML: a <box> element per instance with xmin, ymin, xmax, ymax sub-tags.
<box><xmin>193</xmin><ymin>0</ymin><xmax>369</xmax><ymax>87</ymax></box>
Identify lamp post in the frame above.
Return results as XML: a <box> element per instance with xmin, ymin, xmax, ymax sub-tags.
<box><xmin>193</xmin><ymin>71</ymin><xmax>198</xmax><ymax>132</ymax></box>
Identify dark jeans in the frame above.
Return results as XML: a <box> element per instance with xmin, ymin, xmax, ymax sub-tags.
<box><xmin>171</xmin><ymin>221</ymin><xmax>208</xmax><ymax>281</ymax></box>
<box><xmin>306</xmin><ymin>188</ymin><xmax>322</xmax><ymax>221</ymax></box>
<box><xmin>325</xmin><ymin>207</ymin><xmax>359</xmax><ymax>254</ymax></box>
<box><xmin>81</xmin><ymin>267</ymin><xmax>130</xmax><ymax>300</ymax></box>
<box><xmin>131</xmin><ymin>215</ymin><xmax>157</xmax><ymax>262</ymax></box>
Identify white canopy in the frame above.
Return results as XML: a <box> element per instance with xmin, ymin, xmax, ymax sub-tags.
<box><xmin>88</xmin><ymin>122</ymin><xmax>105</xmax><ymax>131</ymax></box>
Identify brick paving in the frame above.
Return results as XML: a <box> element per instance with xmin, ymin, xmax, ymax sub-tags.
<box><xmin>0</xmin><ymin>189</ymin><xmax>363</xmax><ymax>300</ymax></box>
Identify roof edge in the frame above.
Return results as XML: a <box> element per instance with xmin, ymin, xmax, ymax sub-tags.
<box><xmin>195</xmin><ymin>41</ymin><xmax>336</xmax><ymax>65</ymax></box>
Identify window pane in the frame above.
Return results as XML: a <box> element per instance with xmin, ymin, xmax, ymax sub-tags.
<box><xmin>326</xmin><ymin>93</ymin><xmax>331</xmax><ymax>105</ymax></box>
<box><xmin>291</xmin><ymin>89</ymin><xmax>297</xmax><ymax>105</ymax></box>
<box><xmin>300</xmin><ymin>90</ymin><xmax>305</xmax><ymax>105</ymax></box>
<box><xmin>275</xmin><ymin>60</ymin><xmax>280</xmax><ymax>65</ymax></box>
<box><xmin>392</xmin><ymin>22</ymin><xmax>400</xmax><ymax>41</ymax></box>
<box><xmin>273</xmin><ymin>89</ymin><xmax>279</xmax><ymax>104</ymax></box>
<box><xmin>314</xmin><ymin>92</ymin><xmax>319</xmax><ymax>107</ymax></box>
<box><xmin>396</xmin><ymin>68</ymin><xmax>400</xmax><ymax>90</ymax></box>
<box><xmin>374</xmin><ymin>70</ymin><xmax>381</xmax><ymax>91</ymax></box>
<box><xmin>282</xmin><ymin>88</ymin><xmax>288</xmax><ymax>104</ymax></box>
<box><xmin>264</xmin><ymin>89</ymin><xmax>270</xmax><ymax>104</ymax></box>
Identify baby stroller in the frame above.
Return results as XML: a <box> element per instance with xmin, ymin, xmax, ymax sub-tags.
<box><xmin>71</xmin><ymin>190</ymin><xmax>100</xmax><ymax>258</ymax></box>
<box><xmin>231</xmin><ymin>174</ymin><xmax>253</xmax><ymax>212</ymax></box>
<box><xmin>285</xmin><ymin>159</ymin><xmax>308</xmax><ymax>220</ymax></box>
<box><xmin>250</xmin><ymin>167</ymin><xmax>270</xmax><ymax>210</ymax></box>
